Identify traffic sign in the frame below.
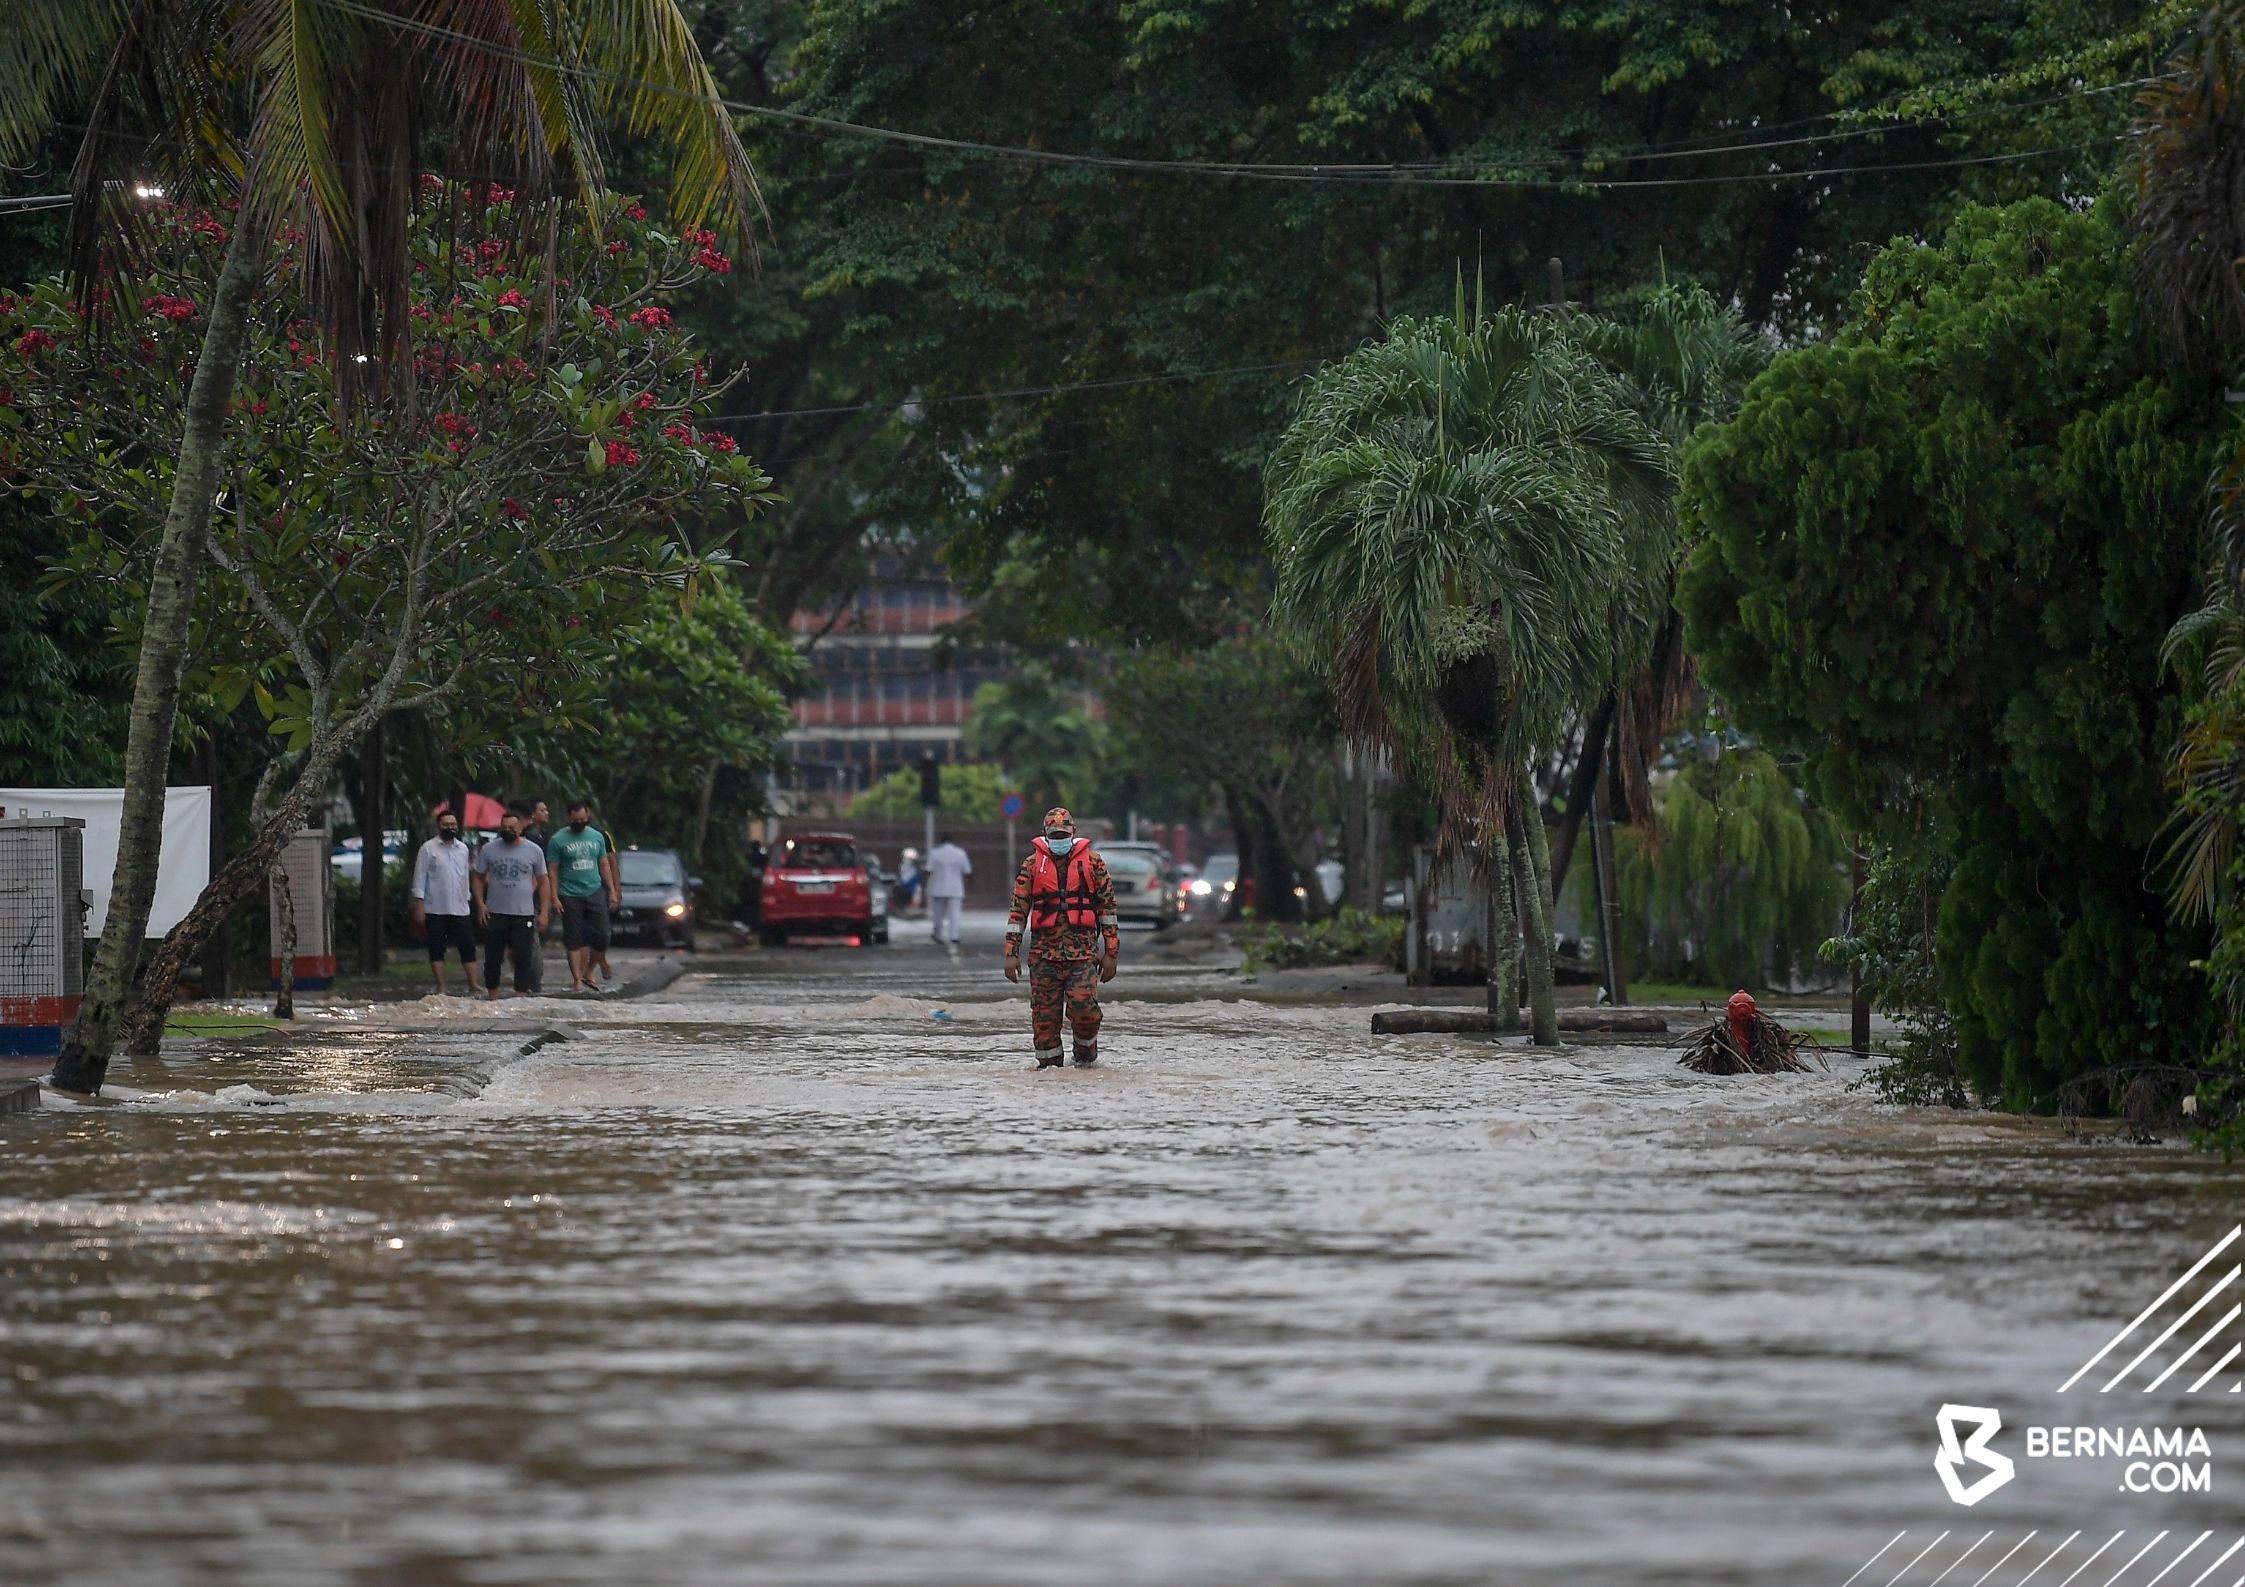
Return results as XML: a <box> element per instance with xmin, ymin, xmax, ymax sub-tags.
<box><xmin>1000</xmin><ymin>791</ymin><xmax>1025</xmax><ymax>822</ymax></box>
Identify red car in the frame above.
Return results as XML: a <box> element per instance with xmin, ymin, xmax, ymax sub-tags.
<box><xmin>759</xmin><ymin>833</ymin><xmax>878</xmax><ymax>947</ymax></box>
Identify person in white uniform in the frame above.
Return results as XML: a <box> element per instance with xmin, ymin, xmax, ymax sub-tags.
<box><xmin>925</xmin><ymin>833</ymin><xmax>972</xmax><ymax>948</ymax></box>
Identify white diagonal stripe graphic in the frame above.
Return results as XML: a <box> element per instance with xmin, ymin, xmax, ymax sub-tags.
<box><xmin>1926</xmin><ymin>1532</ymin><xmax>1995</xmax><ymax>1587</ymax></box>
<box><xmin>2146</xmin><ymin>1305</ymin><xmax>2241</xmax><ymax>1392</ymax></box>
<box><xmin>2142</xmin><ymin>1534</ymin><xmax>2212</xmax><ymax>1587</ymax></box>
<box><xmin>2057</xmin><ymin>1534</ymin><xmax>2127</xmax><ymax>1587</ymax></box>
<box><xmin>2104</xmin><ymin>1271</ymin><xmax>2240</xmax><ymax>1392</ymax></box>
<box><xmin>2102</xmin><ymin>1533</ymin><xmax>2169</xmax><ymax>1587</ymax></box>
<box><xmin>2019</xmin><ymin>1535</ymin><xmax>2088</xmax><ymax>1587</ymax></box>
<box><xmin>2186</xmin><ymin>1342</ymin><xmax>2240</xmax><ymax>1393</ymax></box>
<box><xmin>1844</xmin><ymin>1531</ymin><xmax>1911</xmax><ymax>1587</ymax></box>
<box><xmin>2181</xmin><ymin>1536</ymin><xmax>2243</xmax><ymax>1587</ymax></box>
<box><xmin>2062</xmin><ymin>1227</ymin><xmax>2242</xmax><ymax>1391</ymax></box>
<box><xmin>1972</xmin><ymin>1532</ymin><xmax>2039</xmax><ymax>1587</ymax></box>
<box><xmin>1888</xmin><ymin>1532</ymin><xmax>1952</xmax><ymax>1587</ymax></box>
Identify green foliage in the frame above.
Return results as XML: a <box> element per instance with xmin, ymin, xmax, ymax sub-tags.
<box><xmin>2192</xmin><ymin>850</ymin><xmax>2245</xmax><ymax>1154</ymax></box>
<box><xmin>1821</xmin><ymin>840</ymin><xmax>1980</xmax><ymax>1109</ymax></box>
<box><xmin>732</xmin><ymin>0</ymin><xmax>2169</xmax><ymax>648</ymax></box>
<box><xmin>1678</xmin><ymin>199</ymin><xmax>2222</xmax><ymax>1108</ymax></box>
<box><xmin>1266</xmin><ymin>303</ymin><xmax>1668</xmax><ymax>847</ymax></box>
<box><xmin>1</xmin><ymin>188</ymin><xmax>771</xmax><ymax>769</ymax></box>
<box><xmin>961</xmin><ymin>663</ymin><xmax>1107</xmax><ymax>812</ymax></box>
<box><xmin>1104</xmin><ymin>636</ymin><xmax>1339</xmax><ymax>914</ymax></box>
<box><xmin>482</xmin><ymin>573</ymin><xmax>803</xmax><ymax>905</ymax></box>
<box><xmin>1238</xmin><ymin>908</ymin><xmax>1404</xmax><ymax>975</ymax></box>
<box><xmin>0</xmin><ymin>507</ymin><xmax>129</xmax><ymax>784</ymax></box>
<box><xmin>1607</xmin><ymin>746</ymin><xmax>1850</xmax><ymax>990</ymax></box>
<box><xmin>850</xmin><ymin>762</ymin><xmax>1014</xmax><ymax>823</ymax></box>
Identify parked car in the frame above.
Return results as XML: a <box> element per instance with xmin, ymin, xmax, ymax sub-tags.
<box><xmin>330</xmin><ymin>830</ymin><xmax>406</xmax><ymax>883</ymax></box>
<box><xmin>759</xmin><ymin>832</ymin><xmax>878</xmax><ymax>947</ymax></box>
<box><xmin>1094</xmin><ymin>841</ymin><xmax>1183</xmax><ymax>928</ymax></box>
<box><xmin>613</xmin><ymin>846</ymin><xmax>699</xmax><ymax>949</ymax></box>
<box><xmin>1186</xmin><ymin>851</ymin><xmax>1239</xmax><ymax>920</ymax></box>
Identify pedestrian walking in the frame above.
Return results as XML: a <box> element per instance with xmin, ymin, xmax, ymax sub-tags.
<box><xmin>519</xmin><ymin>797</ymin><xmax>553</xmax><ymax>992</ymax></box>
<box><xmin>472</xmin><ymin>806</ymin><xmax>549</xmax><ymax>1000</ymax></box>
<box><xmin>1004</xmin><ymin>807</ymin><xmax>1119</xmax><ymax>1069</ymax></box>
<box><xmin>409</xmin><ymin>811</ymin><xmax>480</xmax><ymax>995</ymax></box>
<box><xmin>550</xmin><ymin>798</ymin><xmax>620</xmax><ymax>993</ymax></box>
<box><xmin>926</xmin><ymin>832</ymin><xmax>971</xmax><ymax>949</ymax></box>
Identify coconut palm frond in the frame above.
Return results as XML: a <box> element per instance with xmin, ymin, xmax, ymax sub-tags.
<box><xmin>569</xmin><ymin>0</ymin><xmax>763</xmax><ymax>251</ymax></box>
<box><xmin>0</xmin><ymin>0</ymin><xmax>137</xmax><ymax>165</ymax></box>
<box><xmin>2129</xmin><ymin>0</ymin><xmax>2245</xmax><ymax>368</ymax></box>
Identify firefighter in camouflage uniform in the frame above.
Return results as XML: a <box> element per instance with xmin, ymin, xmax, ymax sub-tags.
<box><xmin>1004</xmin><ymin>807</ymin><xmax>1120</xmax><ymax>1068</ymax></box>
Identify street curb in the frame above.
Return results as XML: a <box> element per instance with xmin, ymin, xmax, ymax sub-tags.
<box><xmin>1</xmin><ymin>1078</ymin><xmax>40</xmax><ymax>1116</ymax></box>
<box><xmin>611</xmin><ymin>956</ymin><xmax>692</xmax><ymax>1001</ymax></box>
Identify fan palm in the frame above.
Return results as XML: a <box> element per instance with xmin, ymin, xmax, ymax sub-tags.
<box><xmin>1265</xmin><ymin>298</ymin><xmax>1668</xmax><ymax>1043</ymax></box>
<box><xmin>4</xmin><ymin>0</ymin><xmax>759</xmax><ymax>1088</ymax></box>
<box><xmin>1553</xmin><ymin>284</ymin><xmax>1769</xmax><ymax>885</ymax></box>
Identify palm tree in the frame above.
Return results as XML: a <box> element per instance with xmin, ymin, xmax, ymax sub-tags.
<box><xmin>1264</xmin><ymin>296</ymin><xmax>1668</xmax><ymax>1043</ymax></box>
<box><xmin>1550</xmin><ymin>283</ymin><xmax>1769</xmax><ymax>888</ymax></box>
<box><xmin>4</xmin><ymin>0</ymin><xmax>758</xmax><ymax>1089</ymax></box>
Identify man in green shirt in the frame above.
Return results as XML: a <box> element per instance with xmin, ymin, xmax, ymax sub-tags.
<box><xmin>551</xmin><ymin>798</ymin><xmax>622</xmax><ymax>993</ymax></box>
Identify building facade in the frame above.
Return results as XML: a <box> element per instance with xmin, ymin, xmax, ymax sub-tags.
<box><xmin>781</xmin><ymin>562</ymin><xmax>1010</xmax><ymax>797</ymax></box>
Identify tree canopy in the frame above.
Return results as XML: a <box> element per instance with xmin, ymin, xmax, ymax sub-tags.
<box><xmin>1678</xmin><ymin>198</ymin><xmax>2223</xmax><ymax>1106</ymax></box>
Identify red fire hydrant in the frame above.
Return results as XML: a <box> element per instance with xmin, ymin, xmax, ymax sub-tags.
<box><xmin>1726</xmin><ymin>989</ymin><xmax>1757</xmax><ymax>1063</ymax></box>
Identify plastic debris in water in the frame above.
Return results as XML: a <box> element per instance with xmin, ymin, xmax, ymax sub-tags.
<box><xmin>931</xmin><ymin>1009</ymin><xmax>954</xmax><ymax>1022</ymax></box>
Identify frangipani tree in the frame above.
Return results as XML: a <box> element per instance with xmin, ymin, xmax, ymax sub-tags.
<box><xmin>3</xmin><ymin>0</ymin><xmax>758</xmax><ymax>1088</ymax></box>
<box><xmin>1265</xmin><ymin>300</ymin><xmax>1668</xmax><ymax>1042</ymax></box>
<box><xmin>1</xmin><ymin>188</ymin><xmax>772</xmax><ymax>1053</ymax></box>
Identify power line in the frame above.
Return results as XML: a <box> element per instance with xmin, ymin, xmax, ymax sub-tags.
<box><xmin>707</xmin><ymin>356</ymin><xmax>1343</xmax><ymax>424</ymax></box>
<box><xmin>307</xmin><ymin>0</ymin><xmax>2141</xmax><ymax>191</ymax></box>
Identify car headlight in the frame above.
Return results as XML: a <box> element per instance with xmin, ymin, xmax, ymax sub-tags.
<box><xmin>663</xmin><ymin>898</ymin><xmax>687</xmax><ymax>918</ymax></box>
<box><xmin>1189</xmin><ymin>879</ymin><xmax>1211</xmax><ymax>896</ymax></box>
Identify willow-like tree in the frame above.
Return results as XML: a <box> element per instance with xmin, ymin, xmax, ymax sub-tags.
<box><xmin>1264</xmin><ymin>298</ymin><xmax>1668</xmax><ymax>1043</ymax></box>
<box><xmin>3</xmin><ymin>0</ymin><xmax>758</xmax><ymax>1090</ymax></box>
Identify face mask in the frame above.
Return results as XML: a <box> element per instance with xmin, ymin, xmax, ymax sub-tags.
<box><xmin>569</xmin><ymin>818</ymin><xmax>589</xmax><ymax>832</ymax></box>
<box><xmin>1045</xmin><ymin>834</ymin><xmax>1076</xmax><ymax>857</ymax></box>
<box><xmin>439</xmin><ymin>830</ymin><xmax>457</xmax><ymax>843</ymax></box>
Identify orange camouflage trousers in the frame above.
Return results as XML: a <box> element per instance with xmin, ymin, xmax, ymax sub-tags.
<box><xmin>1030</xmin><ymin>957</ymin><xmax>1102</xmax><ymax>1062</ymax></box>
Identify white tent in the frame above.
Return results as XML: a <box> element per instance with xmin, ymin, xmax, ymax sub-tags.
<box><xmin>0</xmin><ymin>787</ymin><xmax>211</xmax><ymax>936</ymax></box>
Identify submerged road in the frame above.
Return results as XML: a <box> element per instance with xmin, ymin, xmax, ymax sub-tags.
<box><xmin>0</xmin><ymin>925</ymin><xmax>2238</xmax><ymax>1585</ymax></box>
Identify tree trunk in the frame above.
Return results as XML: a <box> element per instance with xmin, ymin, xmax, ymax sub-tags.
<box><xmin>122</xmin><ymin>734</ymin><xmax>350</xmax><ymax>1055</ymax></box>
<box><xmin>1513</xmin><ymin>802</ymin><xmax>1561</xmax><ymax>1047</ymax></box>
<box><xmin>1547</xmin><ymin>695</ymin><xmax>1613</xmax><ymax>901</ymax></box>
<box><xmin>54</xmin><ymin>216</ymin><xmax>265</xmax><ymax>1092</ymax></box>
<box><xmin>198</xmin><ymin>735</ymin><xmax>230</xmax><ymax>999</ymax></box>
<box><xmin>271</xmin><ymin>861</ymin><xmax>295</xmax><ymax>1021</ymax></box>
<box><xmin>358</xmin><ymin>717</ymin><xmax>387</xmax><ymax>976</ymax></box>
<box><xmin>1487</xmin><ymin>828</ymin><xmax>1521</xmax><ymax>1031</ymax></box>
<box><xmin>689</xmin><ymin>756</ymin><xmax>720</xmax><ymax>873</ymax></box>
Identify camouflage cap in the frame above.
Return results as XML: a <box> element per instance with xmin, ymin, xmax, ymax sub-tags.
<box><xmin>1042</xmin><ymin>806</ymin><xmax>1075</xmax><ymax>832</ymax></box>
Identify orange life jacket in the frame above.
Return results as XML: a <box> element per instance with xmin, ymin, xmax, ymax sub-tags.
<box><xmin>1028</xmin><ymin>838</ymin><xmax>1101</xmax><ymax>930</ymax></box>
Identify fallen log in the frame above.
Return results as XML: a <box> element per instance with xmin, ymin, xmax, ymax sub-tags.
<box><xmin>1370</xmin><ymin>1009</ymin><xmax>1668</xmax><ymax>1036</ymax></box>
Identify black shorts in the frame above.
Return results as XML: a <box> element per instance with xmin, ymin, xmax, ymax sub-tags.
<box><xmin>561</xmin><ymin>893</ymin><xmax>611</xmax><ymax>950</ymax></box>
<box><xmin>424</xmin><ymin>912</ymin><xmax>478</xmax><ymax>962</ymax></box>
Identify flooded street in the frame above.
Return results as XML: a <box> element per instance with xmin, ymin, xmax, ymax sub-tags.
<box><xmin>2</xmin><ymin>938</ymin><xmax>2239</xmax><ymax>1585</ymax></box>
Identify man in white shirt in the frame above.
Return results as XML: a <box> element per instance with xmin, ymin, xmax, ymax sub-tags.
<box><xmin>409</xmin><ymin>812</ymin><xmax>481</xmax><ymax>995</ymax></box>
<box><xmin>925</xmin><ymin>833</ymin><xmax>972</xmax><ymax>949</ymax></box>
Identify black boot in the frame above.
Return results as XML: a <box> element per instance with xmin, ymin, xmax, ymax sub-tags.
<box><xmin>1071</xmin><ymin>1045</ymin><xmax>1098</xmax><ymax>1067</ymax></box>
<box><xmin>1034</xmin><ymin>1048</ymin><xmax>1065</xmax><ymax>1069</ymax></box>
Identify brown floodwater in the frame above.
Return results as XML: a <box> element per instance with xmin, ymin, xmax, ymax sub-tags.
<box><xmin>2</xmin><ymin>969</ymin><xmax>2239</xmax><ymax>1585</ymax></box>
